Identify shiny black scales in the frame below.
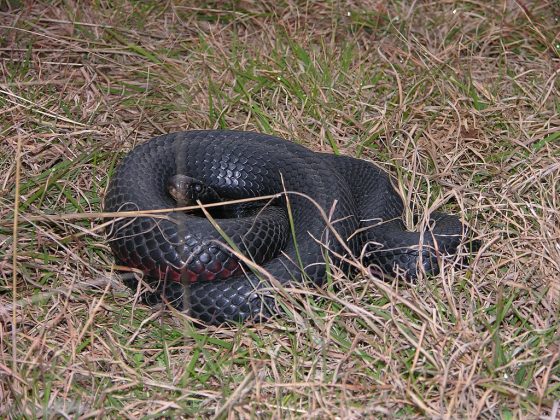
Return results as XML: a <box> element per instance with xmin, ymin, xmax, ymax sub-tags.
<box><xmin>105</xmin><ymin>131</ymin><xmax>476</xmax><ymax>325</ymax></box>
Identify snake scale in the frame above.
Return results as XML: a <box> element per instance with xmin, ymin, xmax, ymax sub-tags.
<box><xmin>105</xmin><ymin>130</ymin><xmax>475</xmax><ymax>324</ymax></box>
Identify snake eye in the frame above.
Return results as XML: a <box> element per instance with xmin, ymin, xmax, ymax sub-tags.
<box><xmin>194</xmin><ymin>184</ymin><xmax>203</xmax><ymax>193</ymax></box>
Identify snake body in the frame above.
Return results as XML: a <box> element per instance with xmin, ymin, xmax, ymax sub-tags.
<box><xmin>105</xmin><ymin>130</ymin><xmax>473</xmax><ymax>324</ymax></box>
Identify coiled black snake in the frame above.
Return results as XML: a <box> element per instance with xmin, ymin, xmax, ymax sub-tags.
<box><xmin>105</xmin><ymin>130</ymin><xmax>476</xmax><ymax>324</ymax></box>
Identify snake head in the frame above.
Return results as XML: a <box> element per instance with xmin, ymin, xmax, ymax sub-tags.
<box><xmin>167</xmin><ymin>174</ymin><xmax>221</xmax><ymax>206</ymax></box>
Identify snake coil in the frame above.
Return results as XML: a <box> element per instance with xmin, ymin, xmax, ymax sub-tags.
<box><xmin>105</xmin><ymin>130</ymin><xmax>476</xmax><ymax>324</ymax></box>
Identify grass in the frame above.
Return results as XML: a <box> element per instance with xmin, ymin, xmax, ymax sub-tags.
<box><xmin>1</xmin><ymin>0</ymin><xmax>559</xmax><ymax>417</ymax></box>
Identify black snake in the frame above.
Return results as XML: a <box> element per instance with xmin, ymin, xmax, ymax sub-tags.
<box><xmin>105</xmin><ymin>130</ymin><xmax>476</xmax><ymax>324</ymax></box>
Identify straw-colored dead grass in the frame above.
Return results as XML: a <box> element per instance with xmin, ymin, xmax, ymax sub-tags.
<box><xmin>1</xmin><ymin>0</ymin><xmax>558</xmax><ymax>418</ymax></box>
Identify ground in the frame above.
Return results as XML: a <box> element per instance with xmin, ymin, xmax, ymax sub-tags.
<box><xmin>0</xmin><ymin>1</ymin><xmax>559</xmax><ymax>418</ymax></box>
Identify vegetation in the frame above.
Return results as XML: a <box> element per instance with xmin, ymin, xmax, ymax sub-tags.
<box><xmin>1</xmin><ymin>1</ymin><xmax>558</xmax><ymax>417</ymax></box>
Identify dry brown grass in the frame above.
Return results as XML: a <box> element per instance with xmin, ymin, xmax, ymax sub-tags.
<box><xmin>1</xmin><ymin>0</ymin><xmax>559</xmax><ymax>418</ymax></box>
